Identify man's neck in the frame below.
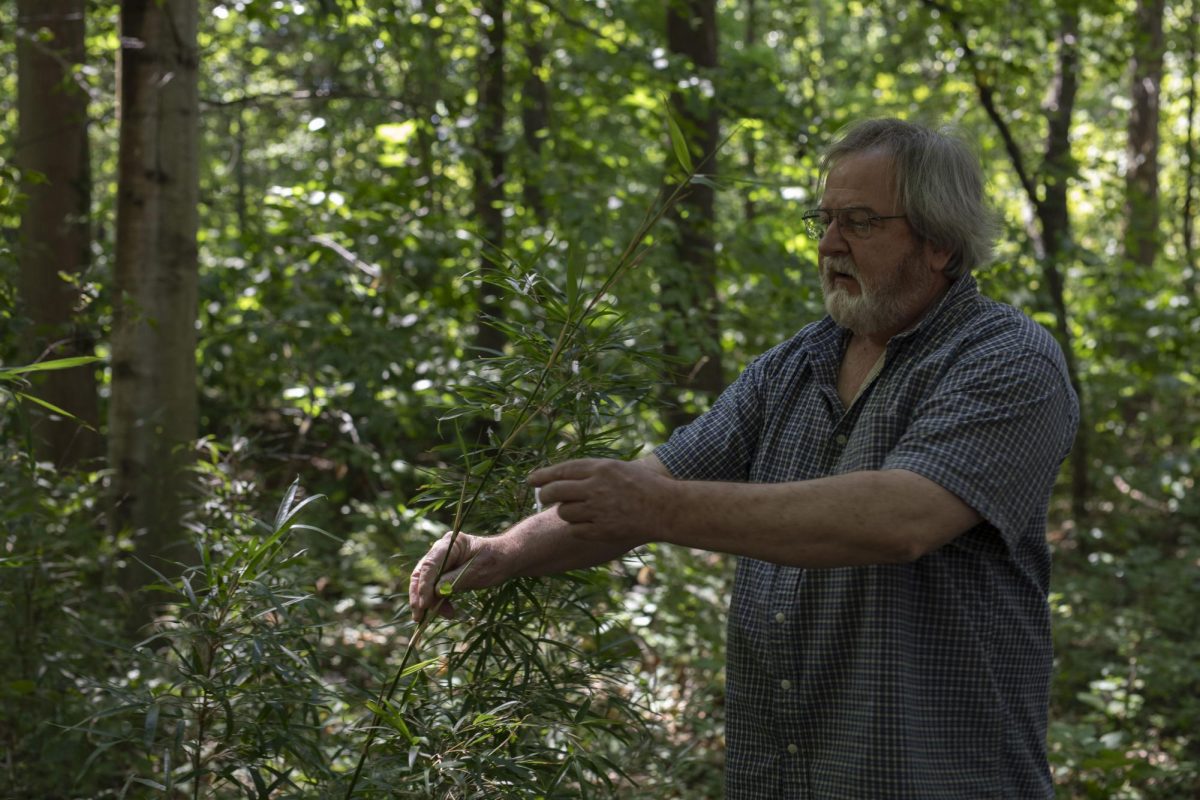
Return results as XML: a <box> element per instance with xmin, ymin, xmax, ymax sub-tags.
<box><xmin>850</xmin><ymin>280</ymin><xmax>953</xmax><ymax>348</ymax></box>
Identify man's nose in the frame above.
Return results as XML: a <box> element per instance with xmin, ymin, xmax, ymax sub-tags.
<box><xmin>817</xmin><ymin>217</ymin><xmax>849</xmax><ymax>257</ymax></box>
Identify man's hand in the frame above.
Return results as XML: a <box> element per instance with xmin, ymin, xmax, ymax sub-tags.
<box><xmin>528</xmin><ymin>458</ymin><xmax>673</xmax><ymax>546</ymax></box>
<box><xmin>409</xmin><ymin>531</ymin><xmax>501</xmax><ymax>622</ymax></box>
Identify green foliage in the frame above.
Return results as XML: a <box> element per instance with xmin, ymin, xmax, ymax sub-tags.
<box><xmin>78</xmin><ymin>470</ymin><xmax>345</xmax><ymax>796</ymax></box>
<box><xmin>0</xmin><ymin>444</ymin><xmax>124</xmax><ymax>797</ymax></box>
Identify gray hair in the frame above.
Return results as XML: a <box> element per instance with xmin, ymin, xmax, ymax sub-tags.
<box><xmin>821</xmin><ymin>118</ymin><xmax>999</xmax><ymax>279</ymax></box>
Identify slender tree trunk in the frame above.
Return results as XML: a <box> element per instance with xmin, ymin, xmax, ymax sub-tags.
<box><xmin>521</xmin><ymin>35</ymin><xmax>550</xmax><ymax>227</ymax></box>
<box><xmin>924</xmin><ymin>0</ymin><xmax>1090</xmax><ymax>517</ymax></box>
<box><xmin>110</xmin><ymin>0</ymin><xmax>200</xmax><ymax>611</ymax></box>
<box><xmin>742</xmin><ymin>0</ymin><xmax>758</xmax><ymax>222</ymax></box>
<box><xmin>1033</xmin><ymin>7</ymin><xmax>1089</xmax><ymax>519</ymax></box>
<box><xmin>1124</xmin><ymin>0</ymin><xmax>1165</xmax><ymax>269</ymax></box>
<box><xmin>15</xmin><ymin>0</ymin><xmax>101</xmax><ymax>467</ymax></box>
<box><xmin>1184</xmin><ymin>2</ymin><xmax>1199</xmax><ymax>298</ymax></box>
<box><xmin>472</xmin><ymin>0</ymin><xmax>508</xmax><ymax>359</ymax></box>
<box><xmin>663</xmin><ymin>0</ymin><xmax>723</xmax><ymax>432</ymax></box>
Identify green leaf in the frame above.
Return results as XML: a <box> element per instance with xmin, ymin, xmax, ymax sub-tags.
<box><xmin>274</xmin><ymin>479</ymin><xmax>301</xmax><ymax>531</ymax></box>
<box><xmin>143</xmin><ymin>704</ymin><xmax>160</xmax><ymax>749</ymax></box>
<box><xmin>566</xmin><ymin>241</ymin><xmax>582</xmax><ymax>317</ymax></box>
<box><xmin>366</xmin><ymin>699</ymin><xmax>416</xmax><ymax>743</ymax></box>
<box><xmin>661</xmin><ymin>96</ymin><xmax>693</xmax><ymax>173</ymax></box>
<box><xmin>13</xmin><ymin>392</ymin><xmax>76</xmax><ymax>419</ymax></box>
<box><xmin>0</xmin><ymin>355</ymin><xmax>102</xmax><ymax>379</ymax></box>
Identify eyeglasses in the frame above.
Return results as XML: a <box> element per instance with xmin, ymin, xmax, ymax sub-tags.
<box><xmin>801</xmin><ymin>208</ymin><xmax>907</xmax><ymax>240</ymax></box>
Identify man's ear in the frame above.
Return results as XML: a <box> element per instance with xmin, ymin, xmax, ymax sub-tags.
<box><xmin>925</xmin><ymin>240</ymin><xmax>955</xmax><ymax>274</ymax></box>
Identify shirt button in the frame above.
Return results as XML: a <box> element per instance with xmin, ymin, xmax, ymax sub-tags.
<box><xmin>835</xmin><ymin>434</ymin><xmax>848</xmax><ymax>445</ymax></box>
<box><xmin>787</xmin><ymin>743</ymin><xmax>799</xmax><ymax>754</ymax></box>
<box><xmin>780</xmin><ymin>679</ymin><xmax>792</xmax><ymax>690</ymax></box>
<box><xmin>774</xmin><ymin>612</ymin><xmax>786</xmax><ymax>623</ymax></box>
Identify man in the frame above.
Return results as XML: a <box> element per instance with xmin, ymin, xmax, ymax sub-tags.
<box><xmin>410</xmin><ymin>118</ymin><xmax>1078</xmax><ymax>798</ymax></box>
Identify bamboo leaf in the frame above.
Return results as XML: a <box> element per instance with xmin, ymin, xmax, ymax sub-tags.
<box><xmin>14</xmin><ymin>392</ymin><xmax>76</xmax><ymax>419</ymax></box>
<box><xmin>274</xmin><ymin>479</ymin><xmax>301</xmax><ymax>531</ymax></box>
<box><xmin>661</xmin><ymin>96</ymin><xmax>694</xmax><ymax>172</ymax></box>
<box><xmin>365</xmin><ymin>699</ymin><xmax>416</xmax><ymax>743</ymax></box>
<box><xmin>0</xmin><ymin>355</ymin><xmax>102</xmax><ymax>379</ymax></box>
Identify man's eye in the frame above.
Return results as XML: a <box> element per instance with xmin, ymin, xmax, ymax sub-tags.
<box><xmin>845</xmin><ymin>213</ymin><xmax>872</xmax><ymax>231</ymax></box>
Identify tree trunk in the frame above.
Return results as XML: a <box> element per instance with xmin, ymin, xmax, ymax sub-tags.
<box><xmin>742</xmin><ymin>0</ymin><xmax>758</xmax><ymax>222</ymax></box>
<box><xmin>110</xmin><ymin>0</ymin><xmax>200</xmax><ymax>610</ymax></box>
<box><xmin>472</xmin><ymin>0</ymin><xmax>508</xmax><ymax>359</ymax></box>
<box><xmin>1183</xmin><ymin>1</ymin><xmax>1198</xmax><ymax>299</ymax></box>
<box><xmin>663</xmin><ymin>0</ymin><xmax>724</xmax><ymax>432</ymax></box>
<box><xmin>1124</xmin><ymin>0</ymin><xmax>1165</xmax><ymax>269</ymax></box>
<box><xmin>1038</xmin><ymin>7</ymin><xmax>1089</xmax><ymax>520</ymax></box>
<box><xmin>521</xmin><ymin>35</ymin><xmax>550</xmax><ymax>227</ymax></box>
<box><xmin>15</xmin><ymin>0</ymin><xmax>101</xmax><ymax>467</ymax></box>
<box><xmin>925</xmin><ymin>0</ymin><xmax>1090</xmax><ymax>517</ymax></box>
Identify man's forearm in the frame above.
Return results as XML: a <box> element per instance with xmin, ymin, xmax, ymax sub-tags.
<box><xmin>494</xmin><ymin>507</ymin><xmax>635</xmax><ymax>578</ymax></box>
<box><xmin>659</xmin><ymin>468</ymin><xmax>980</xmax><ymax>567</ymax></box>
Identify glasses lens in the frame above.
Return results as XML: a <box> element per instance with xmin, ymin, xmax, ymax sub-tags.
<box><xmin>843</xmin><ymin>209</ymin><xmax>873</xmax><ymax>238</ymax></box>
<box><xmin>804</xmin><ymin>211</ymin><xmax>829</xmax><ymax>240</ymax></box>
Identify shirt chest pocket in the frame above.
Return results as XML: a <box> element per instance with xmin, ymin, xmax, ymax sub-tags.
<box><xmin>833</xmin><ymin>400</ymin><xmax>912</xmax><ymax>473</ymax></box>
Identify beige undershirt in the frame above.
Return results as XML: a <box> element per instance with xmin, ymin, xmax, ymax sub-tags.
<box><xmin>849</xmin><ymin>350</ymin><xmax>888</xmax><ymax>408</ymax></box>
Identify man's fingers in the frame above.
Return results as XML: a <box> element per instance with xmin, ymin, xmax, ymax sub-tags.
<box><xmin>409</xmin><ymin>533</ymin><xmax>464</xmax><ymax>619</ymax></box>
<box><xmin>528</xmin><ymin>458</ymin><xmax>601</xmax><ymax>487</ymax></box>
<box><xmin>552</xmin><ymin>501</ymin><xmax>593</xmax><ymax>524</ymax></box>
<box><xmin>536</xmin><ymin>479</ymin><xmax>592</xmax><ymax>507</ymax></box>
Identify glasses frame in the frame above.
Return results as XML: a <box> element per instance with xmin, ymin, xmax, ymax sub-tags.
<box><xmin>801</xmin><ymin>207</ymin><xmax>907</xmax><ymax>241</ymax></box>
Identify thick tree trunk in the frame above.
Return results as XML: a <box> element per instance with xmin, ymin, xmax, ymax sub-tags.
<box><xmin>110</xmin><ymin>0</ymin><xmax>200</xmax><ymax>608</ymax></box>
<box><xmin>1124</xmin><ymin>0</ymin><xmax>1165</xmax><ymax>269</ymax></box>
<box><xmin>663</xmin><ymin>0</ymin><xmax>723</xmax><ymax>432</ymax></box>
<box><xmin>472</xmin><ymin>0</ymin><xmax>508</xmax><ymax>359</ymax></box>
<box><xmin>15</xmin><ymin>0</ymin><xmax>101</xmax><ymax>467</ymax></box>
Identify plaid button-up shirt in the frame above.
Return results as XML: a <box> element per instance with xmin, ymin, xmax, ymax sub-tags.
<box><xmin>655</xmin><ymin>275</ymin><xmax>1078</xmax><ymax>799</ymax></box>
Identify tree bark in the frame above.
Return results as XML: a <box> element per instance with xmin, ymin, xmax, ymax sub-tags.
<box><xmin>521</xmin><ymin>35</ymin><xmax>550</xmax><ymax>227</ymax></box>
<box><xmin>1124</xmin><ymin>0</ymin><xmax>1165</xmax><ymax>269</ymax></box>
<box><xmin>110</xmin><ymin>0</ymin><xmax>200</xmax><ymax>607</ymax></box>
<box><xmin>924</xmin><ymin>0</ymin><xmax>1090</xmax><ymax>518</ymax></box>
<box><xmin>663</xmin><ymin>0</ymin><xmax>724</xmax><ymax>432</ymax></box>
<box><xmin>1183</xmin><ymin>1</ymin><xmax>1199</xmax><ymax>298</ymax></box>
<box><xmin>742</xmin><ymin>0</ymin><xmax>758</xmax><ymax>222</ymax></box>
<box><xmin>472</xmin><ymin>0</ymin><xmax>508</xmax><ymax>359</ymax></box>
<box><xmin>15</xmin><ymin>0</ymin><xmax>101</xmax><ymax>467</ymax></box>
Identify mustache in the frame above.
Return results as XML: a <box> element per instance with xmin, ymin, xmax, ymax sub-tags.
<box><xmin>822</xmin><ymin>257</ymin><xmax>858</xmax><ymax>278</ymax></box>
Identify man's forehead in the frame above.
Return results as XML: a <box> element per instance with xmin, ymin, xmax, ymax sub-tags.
<box><xmin>821</xmin><ymin>150</ymin><xmax>898</xmax><ymax>207</ymax></box>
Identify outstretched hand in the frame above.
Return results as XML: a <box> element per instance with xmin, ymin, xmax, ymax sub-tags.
<box><xmin>408</xmin><ymin>531</ymin><xmax>492</xmax><ymax>622</ymax></box>
<box><xmin>528</xmin><ymin>457</ymin><xmax>673</xmax><ymax>547</ymax></box>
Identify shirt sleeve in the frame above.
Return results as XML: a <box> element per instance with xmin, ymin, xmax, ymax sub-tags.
<box><xmin>881</xmin><ymin>348</ymin><xmax>1078</xmax><ymax>551</ymax></box>
<box><xmin>653</xmin><ymin>352</ymin><xmax>771</xmax><ymax>482</ymax></box>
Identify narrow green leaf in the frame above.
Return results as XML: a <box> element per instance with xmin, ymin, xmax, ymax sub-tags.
<box><xmin>14</xmin><ymin>392</ymin><xmax>75</xmax><ymax>419</ymax></box>
<box><xmin>0</xmin><ymin>355</ymin><xmax>102</xmax><ymax>378</ymax></box>
<box><xmin>273</xmin><ymin>493</ymin><xmax>326</xmax><ymax>534</ymax></box>
<box><xmin>565</xmin><ymin>241</ymin><xmax>582</xmax><ymax>316</ymax></box>
<box><xmin>274</xmin><ymin>479</ymin><xmax>301</xmax><ymax>531</ymax></box>
<box><xmin>662</xmin><ymin>97</ymin><xmax>694</xmax><ymax>172</ymax></box>
<box><xmin>143</xmin><ymin>704</ymin><xmax>160</xmax><ymax>749</ymax></box>
<box><xmin>366</xmin><ymin>699</ymin><xmax>416</xmax><ymax>743</ymax></box>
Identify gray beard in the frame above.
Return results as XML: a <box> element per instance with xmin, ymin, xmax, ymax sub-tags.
<box><xmin>820</xmin><ymin>250</ymin><xmax>933</xmax><ymax>336</ymax></box>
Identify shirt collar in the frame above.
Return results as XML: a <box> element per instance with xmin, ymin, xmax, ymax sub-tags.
<box><xmin>890</xmin><ymin>273</ymin><xmax>979</xmax><ymax>344</ymax></box>
<box><xmin>803</xmin><ymin>274</ymin><xmax>980</xmax><ymax>361</ymax></box>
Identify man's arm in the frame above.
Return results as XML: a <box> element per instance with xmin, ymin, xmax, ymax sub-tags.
<box><xmin>530</xmin><ymin>457</ymin><xmax>981</xmax><ymax>568</ymax></box>
<box><xmin>408</xmin><ymin>456</ymin><xmax>668</xmax><ymax>621</ymax></box>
